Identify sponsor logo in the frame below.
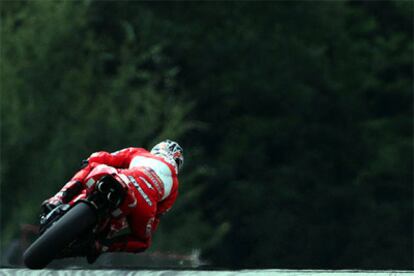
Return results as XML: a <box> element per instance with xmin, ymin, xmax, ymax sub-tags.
<box><xmin>139</xmin><ymin>176</ymin><xmax>153</xmax><ymax>190</ymax></box>
<box><xmin>128</xmin><ymin>176</ymin><xmax>152</xmax><ymax>206</ymax></box>
<box><xmin>141</xmin><ymin>167</ymin><xmax>164</xmax><ymax>195</ymax></box>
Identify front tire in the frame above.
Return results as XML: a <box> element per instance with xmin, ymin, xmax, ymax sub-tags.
<box><xmin>23</xmin><ymin>202</ymin><xmax>97</xmax><ymax>269</ymax></box>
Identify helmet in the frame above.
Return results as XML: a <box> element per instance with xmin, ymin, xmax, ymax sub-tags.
<box><xmin>150</xmin><ymin>139</ymin><xmax>184</xmax><ymax>172</ymax></box>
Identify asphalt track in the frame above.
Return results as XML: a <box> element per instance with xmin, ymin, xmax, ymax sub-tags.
<box><xmin>1</xmin><ymin>269</ymin><xmax>413</xmax><ymax>276</ymax></box>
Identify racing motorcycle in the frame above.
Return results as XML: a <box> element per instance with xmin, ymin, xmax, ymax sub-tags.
<box><xmin>23</xmin><ymin>164</ymin><xmax>131</xmax><ymax>269</ymax></box>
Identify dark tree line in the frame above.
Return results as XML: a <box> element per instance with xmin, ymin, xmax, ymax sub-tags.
<box><xmin>1</xmin><ymin>0</ymin><xmax>412</xmax><ymax>269</ymax></box>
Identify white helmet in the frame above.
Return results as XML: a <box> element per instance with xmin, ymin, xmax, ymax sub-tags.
<box><xmin>150</xmin><ymin>139</ymin><xmax>184</xmax><ymax>172</ymax></box>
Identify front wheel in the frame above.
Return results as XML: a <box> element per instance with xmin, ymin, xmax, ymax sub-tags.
<box><xmin>23</xmin><ymin>202</ymin><xmax>97</xmax><ymax>269</ymax></box>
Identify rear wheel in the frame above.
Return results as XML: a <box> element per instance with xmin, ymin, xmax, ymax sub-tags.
<box><xmin>23</xmin><ymin>202</ymin><xmax>97</xmax><ymax>269</ymax></box>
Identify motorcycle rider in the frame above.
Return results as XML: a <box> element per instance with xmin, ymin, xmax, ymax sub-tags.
<box><xmin>41</xmin><ymin>139</ymin><xmax>184</xmax><ymax>261</ymax></box>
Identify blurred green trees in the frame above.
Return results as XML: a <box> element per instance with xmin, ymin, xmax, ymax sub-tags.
<box><xmin>1</xmin><ymin>0</ymin><xmax>412</xmax><ymax>269</ymax></box>
<box><xmin>1</xmin><ymin>0</ymin><xmax>201</xmax><ymax>254</ymax></box>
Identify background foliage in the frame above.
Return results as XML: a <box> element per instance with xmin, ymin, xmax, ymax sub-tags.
<box><xmin>1</xmin><ymin>0</ymin><xmax>412</xmax><ymax>269</ymax></box>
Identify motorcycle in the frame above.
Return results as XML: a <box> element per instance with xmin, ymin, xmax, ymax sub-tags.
<box><xmin>23</xmin><ymin>164</ymin><xmax>131</xmax><ymax>269</ymax></box>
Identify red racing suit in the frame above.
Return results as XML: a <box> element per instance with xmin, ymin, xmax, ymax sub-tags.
<box><xmin>49</xmin><ymin>147</ymin><xmax>179</xmax><ymax>253</ymax></box>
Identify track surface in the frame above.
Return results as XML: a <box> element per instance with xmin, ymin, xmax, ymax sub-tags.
<box><xmin>1</xmin><ymin>269</ymin><xmax>413</xmax><ymax>276</ymax></box>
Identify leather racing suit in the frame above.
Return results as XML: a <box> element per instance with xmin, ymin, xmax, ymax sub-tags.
<box><xmin>47</xmin><ymin>147</ymin><xmax>179</xmax><ymax>253</ymax></box>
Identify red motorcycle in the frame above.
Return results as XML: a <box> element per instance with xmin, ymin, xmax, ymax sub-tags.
<box><xmin>23</xmin><ymin>165</ymin><xmax>131</xmax><ymax>269</ymax></box>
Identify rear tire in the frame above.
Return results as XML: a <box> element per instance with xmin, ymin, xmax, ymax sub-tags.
<box><xmin>23</xmin><ymin>202</ymin><xmax>97</xmax><ymax>269</ymax></box>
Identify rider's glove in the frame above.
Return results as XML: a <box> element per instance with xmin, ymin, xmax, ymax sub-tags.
<box><xmin>40</xmin><ymin>198</ymin><xmax>62</xmax><ymax>217</ymax></box>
